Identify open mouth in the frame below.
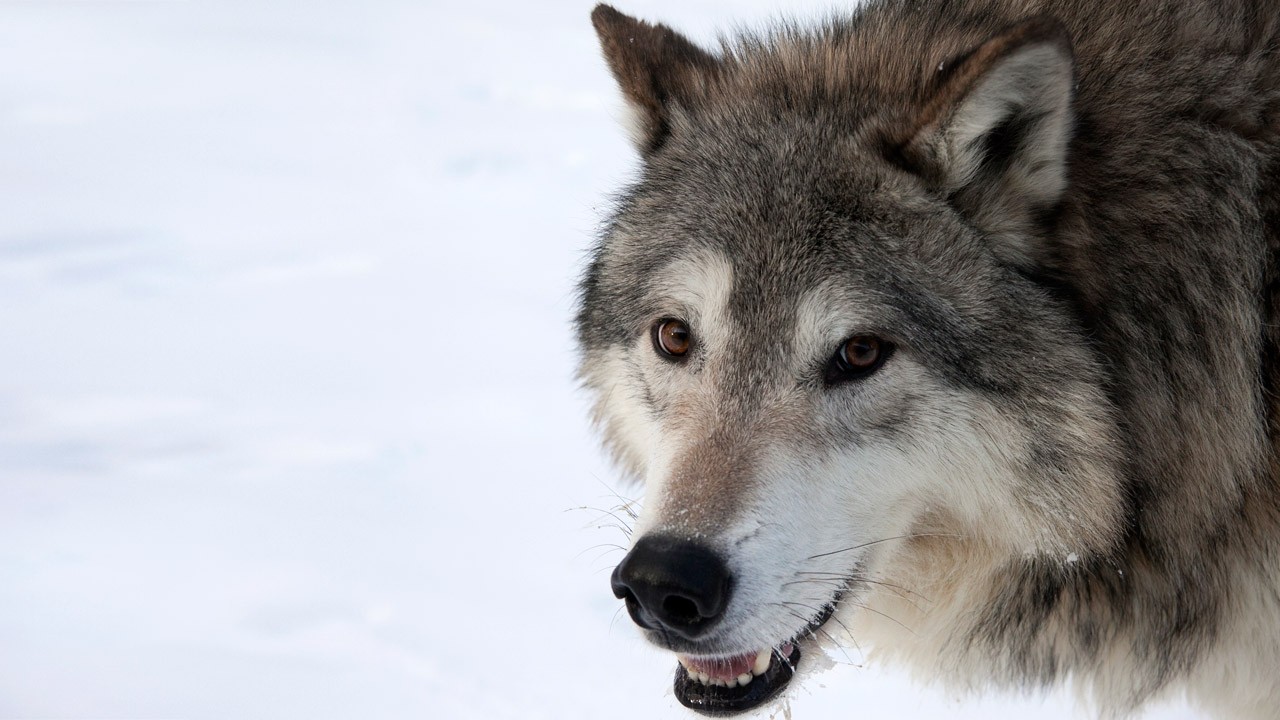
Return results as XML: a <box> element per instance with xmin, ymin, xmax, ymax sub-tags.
<box><xmin>671</xmin><ymin>598</ymin><xmax>839</xmax><ymax>715</ymax></box>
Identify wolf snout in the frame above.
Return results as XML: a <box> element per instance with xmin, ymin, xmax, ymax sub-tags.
<box><xmin>611</xmin><ymin>535</ymin><xmax>733</xmax><ymax>640</ymax></box>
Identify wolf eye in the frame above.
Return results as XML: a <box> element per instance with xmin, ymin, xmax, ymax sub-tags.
<box><xmin>652</xmin><ymin>319</ymin><xmax>692</xmax><ymax>358</ymax></box>
<box><xmin>825</xmin><ymin>335</ymin><xmax>892</xmax><ymax>385</ymax></box>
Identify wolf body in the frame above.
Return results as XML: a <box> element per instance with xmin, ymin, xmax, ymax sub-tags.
<box><xmin>578</xmin><ymin>0</ymin><xmax>1280</xmax><ymax>716</ymax></box>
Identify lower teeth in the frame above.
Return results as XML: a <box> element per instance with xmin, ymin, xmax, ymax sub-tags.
<box><xmin>684</xmin><ymin>649</ymin><xmax>775</xmax><ymax>686</ymax></box>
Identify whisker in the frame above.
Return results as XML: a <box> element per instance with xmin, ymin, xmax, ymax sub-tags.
<box><xmin>781</xmin><ymin>578</ymin><xmax>845</xmax><ymax>589</ymax></box>
<box><xmin>856</xmin><ymin>582</ymin><xmax>926</xmax><ymax>613</ymax></box>
<box><xmin>858</xmin><ymin>576</ymin><xmax>932</xmax><ymax>604</ymax></box>
<box><xmin>590</xmin><ymin>474</ymin><xmax>641</xmax><ymax>520</ymax></box>
<box><xmin>806</xmin><ymin>532</ymin><xmax>961</xmax><ymax>561</ymax></box>
<box><xmin>778</xmin><ymin>607</ymin><xmax>827</xmax><ymax>644</ymax></box>
<box><xmin>588</xmin><ymin>507</ymin><xmax>637</xmax><ymax>536</ymax></box>
<box><xmin>800</xmin><ymin>568</ymin><xmax>932</xmax><ymax>602</ymax></box>
<box><xmin>592</xmin><ymin>522</ymin><xmax>635</xmax><ymax>537</ymax></box>
<box><xmin>609</xmin><ymin>604</ymin><xmax>629</xmax><ymax>633</ymax></box>
<box><xmin>773</xmin><ymin>606</ymin><xmax>830</xmax><ymax>651</ymax></box>
<box><xmin>588</xmin><ymin>547</ymin><xmax>626</xmax><ymax>566</ymax></box>
<box><xmin>772</xmin><ymin>604</ymin><xmax>860</xmax><ymax>668</ymax></box>
<box><xmin>565</xmin><ymin>509</ymin><xmax>630</xmax><ymax>536</ymax></box>
<box><xmin>574</xmin><ymin>542</ymin><xmax>629</xmax><ymax>560</ymax></box>
<box><xmin>782</xmin><ymin>575</ymin><xmax>929</xmax><ymax>617</ymax></box>
<box><xmin>782</xmin><ymin>600</ymin><xmax>859</xmax><ymax>654</ymax></box>
<box><xmin>846</xmin><ymin>600</ymin><xmax>915</xmax><ymax>635</ymax></box>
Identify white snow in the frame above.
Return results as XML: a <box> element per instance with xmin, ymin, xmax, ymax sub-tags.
<box><xmin>0</xmin><ymin>1</ymin><xmax>1200</xmax><ymax>718</ymax></box>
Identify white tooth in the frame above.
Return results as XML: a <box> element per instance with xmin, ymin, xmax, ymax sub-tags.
<box><xmin>725</xmin><ymin>676</ymin><xmax>737</xmax><ymax>688</ymax></box>
<box><xmin>753</xmin><ymin>650</ymin><xmax>771</xmax><ymax>675</ymax></box>
<box><xmin>737</xmin><ymin>673</ymin><xmax>753</xmax><ymax>686</ymax></box>
<box><xmin>697</xmin><ymin>672</ymin><xmax>710</xmax><ymax>685</ymax></box>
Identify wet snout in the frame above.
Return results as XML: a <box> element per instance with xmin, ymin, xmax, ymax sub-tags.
<box><xmin>611</xmin><ymin>535</ymin><xmax>733</xmax><ymax>639</ymax></box>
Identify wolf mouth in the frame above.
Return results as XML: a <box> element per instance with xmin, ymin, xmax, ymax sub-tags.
<box><xmin>671</xmin><ymin>595</ymin><xmax>840</xmax><ymax>715</ymax></box>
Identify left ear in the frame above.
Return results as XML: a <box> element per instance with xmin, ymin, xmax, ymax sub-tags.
<box><xmin>898</xmin><ymin>16</ymin><xmax>1075</xmax><ymax>267</ymax></box>
<box><xmin>591</xmin><ymin>4</ymin><xmax>720</xmax><ymax>156</ymax></box>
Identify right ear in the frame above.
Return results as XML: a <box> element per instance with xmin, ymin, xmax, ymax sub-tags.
<box><xmin>894</xmin><ymin>16</ymin><xmax>1076</xmax><ymax>267</ymax></box>
<box><xmin>591</xmin><ymin>4</ymin><xmax>720</xmax><ymax>155</ymax></box>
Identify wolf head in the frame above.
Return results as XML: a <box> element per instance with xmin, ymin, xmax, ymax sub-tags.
<box><xmin>578</xmin><ymin>5</ymin><xmax>1126</xmax><ymax>714</ymax></box>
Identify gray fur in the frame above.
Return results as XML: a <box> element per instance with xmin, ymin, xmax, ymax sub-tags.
<box><xmin>579</xmin><ymin>0</ymin><xmax>1280</xmax><ymax>715</ymax></box>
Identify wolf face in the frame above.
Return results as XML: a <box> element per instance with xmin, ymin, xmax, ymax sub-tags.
<box><xmin>578</xmin><ymin>5</ymin><xmax>1128</xmax><ymax>714</ymax></box>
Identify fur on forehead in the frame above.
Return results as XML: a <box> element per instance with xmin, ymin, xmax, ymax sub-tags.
<box><xmin>596</xmin><ymin>188</ymin><xmax>980</xmax><ymax>325</ymax></box>
<box><xmin>593</xmin><ymin>12</ymin><xmax>1024</xmax><ymax>145</ymax></box>
<box><xmin>640</xmin><ymin>250</ymin><xmax>736</xmax><ymax>327</ymax></box>
<box><xmin>595</xmin><ymin>5</ymin><xmax>1077</xmax><ymax>272</ymax></box>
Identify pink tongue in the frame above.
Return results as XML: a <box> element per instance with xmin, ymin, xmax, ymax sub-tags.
<box><xmin>679</xmin><ymin>652</ymin><xmax>757</xmax><ymax>683</ymax></box>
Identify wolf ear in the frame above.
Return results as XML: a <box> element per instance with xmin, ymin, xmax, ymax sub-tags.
<box><xmin>898</xmin><ymin>16</ymin><xmax>1075</xmax><ymax>267</ymax></box>
<box><xmin>591</xmin><ymin>4</ymin><xmax>719</xmax><ymax>155</ymax></box>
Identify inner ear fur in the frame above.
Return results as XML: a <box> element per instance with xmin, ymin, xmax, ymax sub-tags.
<box><xmin>591</xmin><ymin>4</ymin><xmax>720</xmax><ymax>155</ymax></box>
<box><xmin>897</xmin><ymin>15</ymin><xmax>1076</xmax><ymax>267</ymax></box>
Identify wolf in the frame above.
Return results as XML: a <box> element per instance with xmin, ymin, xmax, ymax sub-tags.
<box><xmin>576</xmin><ymin>0</ymin><xmax>1280</xmax><ymax>716</ymax></box>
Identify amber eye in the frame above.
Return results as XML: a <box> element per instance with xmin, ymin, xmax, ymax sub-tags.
<box><xmin>825</xmin><ymin>335</ymin><xmax>892</xmax><ymax>385</ymax></box>
<box><xmin>652</xmin><ymin>319</ymin><xmax>692</xmax><ymax>358</ymax></box>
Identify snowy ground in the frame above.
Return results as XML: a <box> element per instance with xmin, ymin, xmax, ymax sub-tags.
<box><xmin>0</xmin><ymin>1</ymin><xmax>1202</xmax><ymax>718</ymax></box>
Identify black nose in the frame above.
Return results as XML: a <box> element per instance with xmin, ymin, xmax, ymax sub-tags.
<box><xmin>610</xmin><ymin>535</ymin><xmax>732</xmax><ymax>639</ymax></box>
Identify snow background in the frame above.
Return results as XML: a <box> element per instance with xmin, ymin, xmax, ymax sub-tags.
<box><xmin>0</xmin><ymin>1</ymin><xmax>1201</xmax><ymax>718</ymax></box>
